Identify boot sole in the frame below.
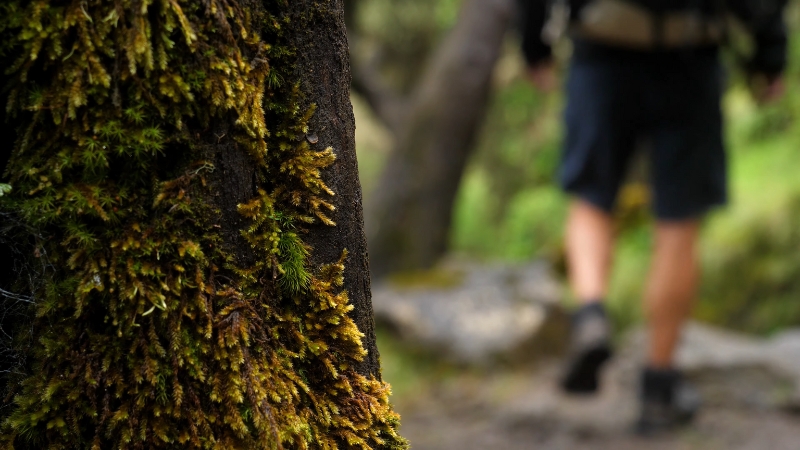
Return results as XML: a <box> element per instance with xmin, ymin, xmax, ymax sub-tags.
<box><xmin>560</xmin><ymin>344</ymin><xmax>612</xmax><ymax>394</ymax></box>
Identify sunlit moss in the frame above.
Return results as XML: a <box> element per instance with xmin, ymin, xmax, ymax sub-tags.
<box><xmin>0</xmin><ymin>0</ymin><xmax>406</xmax><ymax>448</ymax></box>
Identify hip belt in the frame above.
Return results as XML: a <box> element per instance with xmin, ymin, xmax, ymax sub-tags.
<box><xmin>565</xmin><ymin>0</ymin><xmax>724</xmax><ymax>49</ymax></box>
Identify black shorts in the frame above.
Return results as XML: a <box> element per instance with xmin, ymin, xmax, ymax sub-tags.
<box><xmin>561</xmin><ymin>43</ymin><xmax>727</xmax><ymax>220</ymax></box>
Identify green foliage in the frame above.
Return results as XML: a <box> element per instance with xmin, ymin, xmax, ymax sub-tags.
<box><xmin>357</xmin><ymin>0</ymin><xmax>463</xmax><ymax>43</ymax></box>
<box><xmin>0</xmin><ymin>0</ymin><xmax>404</xmax><ymax>449</ymax></box>
<box><xmin>698</xmin><ymin>194</ymin><xmax>800</xmax><ymax>334</ymax></box>
<box><xmin>353</xmin><ymin>0</ymin><xmax>465</xmax><ymax>92</ymax></box>
<box><xmin>450</xmin><ymin>79</ymin><xmax>563</xmax><ymax>260</ymax></box>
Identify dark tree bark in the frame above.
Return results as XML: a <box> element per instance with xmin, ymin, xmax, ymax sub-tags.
<box><xmin>286</xmin><ymin>0</ymin><xmax>382</xmax><ymax>379</ymax></box>
<box><xmin>0</xmin><ymin>0</ymin><xmax>403</xmax><ymax>447</ymax></box>
<box><xmin>360</xmin><ymin>0</ymin><xmax>516</xmax><ymax>277</ymax></box>
<box><xmin>202</xmin><ymin>0</ymin><xmax>382</xmax><ymax>377</ymax></box>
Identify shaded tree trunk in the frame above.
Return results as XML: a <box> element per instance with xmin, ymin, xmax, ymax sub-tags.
<box><xmin>353</xmin><ymin>0</ymin><xmax>516</xmax><ymax>277</ymax></box>
<box><xmin>0</xmin><ymin>1</ymin><xmax>403</xmax><ymax>448</ymax></box>
<box><xmin>286</xmin><ymin>0</ymin><xmax>382</xmax><ymax>378</ymax></box>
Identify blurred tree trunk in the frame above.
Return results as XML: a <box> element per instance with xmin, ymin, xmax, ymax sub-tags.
<box><xmin>0</xmin><ymin>1</ymin><xmax>403</xmax><ymax>448</ymax></box>
<box><xmin>352</xmin><ymin>0</ymin><xmax>516</xmax><ymax>277</ymax></box>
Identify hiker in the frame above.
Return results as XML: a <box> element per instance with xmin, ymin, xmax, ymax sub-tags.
<box><xmin>518</xmin><ymin>0</ymin><xmax>787</xmax><ymax>434</ymax></box>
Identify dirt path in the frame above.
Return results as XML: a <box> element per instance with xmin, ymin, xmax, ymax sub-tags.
<box><xmin>394</xmin><ymin>360</ymin><xmax>800</xmax><ymax>449</ymax></box>
<box><xmin>400</xmin><ymin>403</ymin><xmax>800</xmax><ymax>449</ymax></box>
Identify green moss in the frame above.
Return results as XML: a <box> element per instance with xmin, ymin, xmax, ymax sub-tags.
<box><xmin>0</xmin><ymin>1</ymin><xmax>405</xmax><ymax>448</ymax></box>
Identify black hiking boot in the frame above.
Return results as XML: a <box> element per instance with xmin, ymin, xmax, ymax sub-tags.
<box><xmin>635</xmin><ymin>368</ymin><xmax>701</xmax><ymax>436</ymax></box>
<box><xmin>560</xmin><ymin>303</ymin><xmax>613</xmax><ymax>394</ymax></box>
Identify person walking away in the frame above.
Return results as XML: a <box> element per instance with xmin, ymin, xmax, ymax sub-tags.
<box><xmin>518</xmin><ymin>0</ymin><xmax>787</xmax><ymax>434</ymax></box>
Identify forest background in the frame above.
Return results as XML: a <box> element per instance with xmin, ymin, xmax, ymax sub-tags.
<box><xmin>350</xmin><ymin>0</ymin><xmax>800</xmax><ymax>399</ymax></box>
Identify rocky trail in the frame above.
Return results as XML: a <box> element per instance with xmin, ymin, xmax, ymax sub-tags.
<box><xmin>373</xmin><ymin>261</ymin><xmax>800</xmax><ymax>449</ymax></box>
<box><xmin>396</xmin><ymin>352</ymin><xmax>800</xmax><ymax>449</ymax></box>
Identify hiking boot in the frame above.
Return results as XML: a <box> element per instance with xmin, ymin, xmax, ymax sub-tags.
<box><xmin>635</xmin><ymin>368</ymin><xmax>701</xmax><ymax>436</ymax></box>
<box><xmin>560</xmin><ymin>303</ymin><xmax>613</xmax><ymax>394</ymax></box>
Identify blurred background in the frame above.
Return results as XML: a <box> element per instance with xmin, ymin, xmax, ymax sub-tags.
<box><xmin>346</xmin><ymin>0</ymin><xmax>800</xmax><ymax>448</ymax></box>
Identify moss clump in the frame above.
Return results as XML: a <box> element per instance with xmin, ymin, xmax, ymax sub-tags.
<box><xmin>0</xmin><ymin>0</ymin><xmax>406</xmax><ymax>448</ymax></box>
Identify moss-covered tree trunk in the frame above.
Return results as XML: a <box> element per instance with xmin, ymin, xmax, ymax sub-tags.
<box><xmin>0</xmin><ymin>0</ymin><xmax>404</xmax><ymax>448</ymax></box>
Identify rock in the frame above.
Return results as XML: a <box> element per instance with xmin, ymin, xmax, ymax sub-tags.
<box><xmin>764</xmin><ymin>329</ymin><xmax>800</xmax><ymax>410</ymax></box>
<box><xmin>371</xmin><ymin>260</ymin><xmax>567</xmax><ymax>366</ymax></box>
<box><xmin>766</xmin><ymin>329</ymin><xmax>800</xmax><ymax>377</ymax></box>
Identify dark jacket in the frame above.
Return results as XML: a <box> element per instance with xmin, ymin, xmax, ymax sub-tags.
<box><xmin>519</xmin><ymin>0</ymin><xmax>788</xmax><ymax>76</ymax></box>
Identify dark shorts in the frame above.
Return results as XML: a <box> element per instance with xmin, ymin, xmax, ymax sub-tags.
<box><xmin>561</xmin><ymin>44</ymin><xmax>727</xmax><ymax>220</ymax></box>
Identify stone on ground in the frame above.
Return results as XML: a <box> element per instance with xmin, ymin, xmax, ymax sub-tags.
<box><xmin>371</xmin><ymin>260</ymin><xmax>567</xmax><ymax>365</ymax></box>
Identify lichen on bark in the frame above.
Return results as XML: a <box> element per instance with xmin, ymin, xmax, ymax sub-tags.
<box><xmin>0</xmin><ymin>0</ymin><xmax>406</xmax><ymax>448</ymax></box>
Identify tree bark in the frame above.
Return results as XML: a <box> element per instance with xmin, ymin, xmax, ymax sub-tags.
<box><xmin>364</xmin><ymin>0</ymin><xmax>516</xmax><ymax>277</ymax></box>
<box><xmin>285</xmin><ymin>0</ymin><xmax>382</xmax><ymax>379</ymax></box>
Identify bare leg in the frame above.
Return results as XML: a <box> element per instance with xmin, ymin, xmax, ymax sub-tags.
<box><xmin>561</xmin><ymin>199</ymin><xmax>615</xmax><ymax>393</ymax></box>
<box><xmin>565</xmin><ymin>199</ymin><xmax>615</xmax><ymax>303</ymax></box>
<box><xmin>645</xmin><ymin>220</ymin><xmax>700</xmax><ymax>369</ymax></box>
